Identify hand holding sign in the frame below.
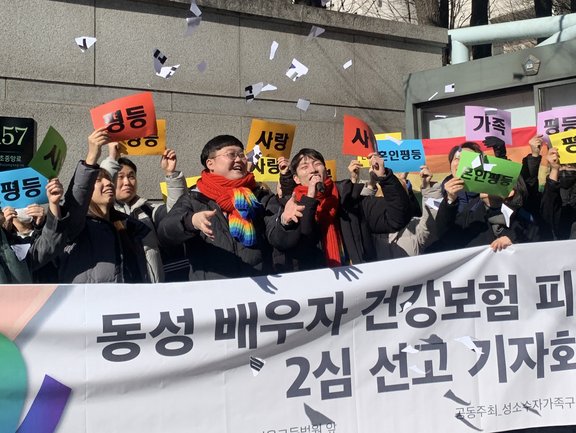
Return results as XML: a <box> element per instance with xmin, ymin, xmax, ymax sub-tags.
<box><xmin>347</xmin><ymin>160</ymin><xmax>362</xmax><ymax>183</ymax></box>
<box><xmin>444</xmin><ymin>177</ymin><xmax>465</xmax><ymax>203</ymax></box>
<box><xmin>86</xmin><ymin>127</ymin><xmax>110</xmax><ymax>166</ymax></box>
<box><xmin>46</xmin><ymin>178</ymin><xmax>64</xmax><ymax>219</ymax></box>
<box><xmin>455</xmin><ymin>150</ymin><xmax>522</xmax><ymax>197</ymax></box>
<box><xmin>528</xmin><ymin>135</ymin><xmax>543</xmax><ymax>157</ymax></box>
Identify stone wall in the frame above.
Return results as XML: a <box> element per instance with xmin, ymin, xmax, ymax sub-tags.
<box><xmin>0</xmin><ymin>0</ymin><xmax>447</xmax><ymax>198</ymax></box>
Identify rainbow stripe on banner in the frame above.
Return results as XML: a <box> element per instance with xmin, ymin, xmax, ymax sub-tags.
<box><xmin>423</xmin><ymin>126</ymin><xmax>537</xmax><ymax>173</ymax></box>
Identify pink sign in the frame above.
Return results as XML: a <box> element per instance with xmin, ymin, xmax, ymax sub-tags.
<box><xmin>537</xmin><ymin>106</ymin><xmax>576</xmax><ymax>145</ymax></box>
<box><xmin>465</xmin><ymin>106</ymin><xmax>512</xmax><ymax>145</ymax></box>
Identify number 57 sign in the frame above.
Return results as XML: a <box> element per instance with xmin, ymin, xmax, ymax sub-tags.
<box><xmin>0</xmin><ymin>117</ymin><xmax>35</xmax><ymax>171</ymax></box>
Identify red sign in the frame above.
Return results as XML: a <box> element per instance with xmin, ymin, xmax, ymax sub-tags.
<box><xmin>90</xmin><ymin>92</ymin><xmax>157</xmax><ymax>141</ymax></box>
<box><xmin>342</xmin><ymin>115</ymin><xmax>376</xmax><ymax>157</ymax></box>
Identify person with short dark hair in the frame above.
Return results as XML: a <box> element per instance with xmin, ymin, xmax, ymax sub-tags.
<box><xmin>157</xmin><ymin>135</ymin><xmax>297</xmax><ymax>280</ymax></box>
<box><xmin>101</xmin><ymin>145</ymin><xmax>188</xmax><ymax>282</ymax></box>
<box><xmin>273</xmin><ymin>148</ymin><xmax>413</xmax><ymax>272</ymax></box>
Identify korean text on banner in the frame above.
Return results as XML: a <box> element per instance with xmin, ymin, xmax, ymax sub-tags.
<box><xmin>549</xmin><ymin>129</ymin><xmax>576</xmax><ymax>164</ymax></box>
<box><xmin>0</xmin><ymin>117</ymin><xmax>35</xmax><ymax>171</ymax></box>
<box><xmin>118</xmin><ymin>119</ymin><xmax>167</xmax><ymax>156</ymax></box>
<box><xmin>246</xmin><ymin>119</ymin><xmax>296</xmax><ymax>159</ymax></box>
<box><xmin>90</xmin><ymin>92</ymin><xmax>157</xmax><ymax>141</ymax></box>
<box><xmin>5</xmin><ymin>242</ymin><xmax>576</xmax><ymax>433</ymax></box>
<box><xmin>0</xmin><ymin>167</ymin><xmax>48</xmax><ymax>208</ymax></box>
<box><xmin>456</xmin><ymin>150</ymin><xmax>521</xmax><ymax>197</ymax></box>
<box><xmin>29</xmin><ymin>127</ymin><xmax>67</xmax><ymax>179</ymax></box>
<box><xmin>537</xmin><ymin>106</ymin><xmax>576</xmax><ymax>145</ymax></box>
<box><xmin>465</xmin><ymin>106</ymin><xmax>512</xmax><ymax>145</ymax></box>
<box><xmin>342</xmin><ymin>115</ymin><xmax>376</xmax><ymax>157</ymax></box>
<box><xmin>376</xmin><ymin>139</ymin><xmax>425</xmax><ymax>173</ymax></box>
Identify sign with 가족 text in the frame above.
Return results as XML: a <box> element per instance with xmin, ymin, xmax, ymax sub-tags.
<box><xmin>0</xmin><ymin>167</ymin><xmax>48</xmax><ymax>208</ymax></box>
<box><xmin>246</xmin><ymin>119</ymin><xmax>296</xmax><ymax>159</ymax></box>
<box><xmin>118</xmin><ymin>119</ymin><xmax>167</xmax><ymax>156</ymax></box>
<box><xmin>29</xmin><ymin>126</ymin><xmax>67</xmax><ymax>179</ymax></box>
<box><xmin>465</xmin><ymin>106</ymin><xmax>512</xmax><ymax>145</ymax></box>
<box><xmin>342</xmin><ymin>115</ymin><xmax>376</xmax><ymax>157</ymax></box>
<box><xmin>90</xmin><ymin>92</ymin><xmax>157</xmax><ymax>141</ymax></box>
<box><xmin>456</xmin><ymin>150</ymin><xmax>521</xmax><ymax>197</ymax></box>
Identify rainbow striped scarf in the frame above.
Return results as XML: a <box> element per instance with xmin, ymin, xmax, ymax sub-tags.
<box><xmin>197</xmin><ymin>171</ymin><xmax>262</xmax><ymax>247</ymax></box>
<box><xmin>228</xmin><ymin>187</ymin><xmax>261</xmax><ymax>246</ymax></box>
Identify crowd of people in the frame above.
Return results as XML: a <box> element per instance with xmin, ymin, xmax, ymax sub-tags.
<box><xmin>0</xmin><ymin>129</ymin><xmax>572</xmax><ymax>284</ymax></box>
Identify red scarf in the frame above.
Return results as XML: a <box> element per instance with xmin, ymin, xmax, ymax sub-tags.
<box><xmin>196</xmin><ymin>171</ymin><xmax>260</xmax><ymax>246</ymax></box>
<box><xmin>293</xmin><ymin>178</ymin><xmax>344</xmax><ymax>267</ymax></box>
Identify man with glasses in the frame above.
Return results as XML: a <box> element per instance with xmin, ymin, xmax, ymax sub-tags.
<box><xmin>157</xmin><ymin>135</ymin><xmax>299</xmax><ymax>280</ymax></box>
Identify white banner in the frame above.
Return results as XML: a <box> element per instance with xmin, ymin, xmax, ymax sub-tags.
<box><xmin>2</xmin><ymin>241</ymin><xmax>576</xmax><ymax>433</ymax></box>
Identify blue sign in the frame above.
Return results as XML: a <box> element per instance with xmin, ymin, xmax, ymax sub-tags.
<box><xmin>0</xmin><ymin>167</ymin><xmax>48</xmax><ymax>209</ymax></box>
<box><xmin>376</xmin><ymin>139</ymin><xmax>425</xmax><ymax>173</ymax></box>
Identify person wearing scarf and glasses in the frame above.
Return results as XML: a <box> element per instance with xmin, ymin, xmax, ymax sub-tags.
<box><xmin>157</xmin><ymin>135</ymin><xmax>298</xmax><ymax>280</ymax></box>
<box><xmin>273</xmin><ymin>148</ymin><xmax>413</xmax><ymax>272</ymax></box>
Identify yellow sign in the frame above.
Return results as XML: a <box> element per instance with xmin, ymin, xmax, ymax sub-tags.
<box><xmin>325</xmin><ymin>160</ymin><xmax>337</xmax><ymax>181</ymax></box>
<box><xmin>159</xmin><ymin>175</ymin><xmax>199</xmax><ymax>202</ymax></box>
<box><xmin>550</xmin><ymin>129</ymin><xmax>576</xmax><ymax>164</ymax></box>
<box><xmin>252</xmin><ymin>157</ymin><xmax>281</xmax><ymax>182</ymax></box>
<box><xmin>119</xmin><ymin>119</ymin><xmax>167</xmax><ymax>156</ymax></box>
<box><xmin>356</xmin><ymin>132</ymin><xmax>402</xmax><ymax>166</ymax></box>
<box><xmin>246</xmin><ymin>119</ymin><xmax>296</xmax><ymax>158</ymax></box>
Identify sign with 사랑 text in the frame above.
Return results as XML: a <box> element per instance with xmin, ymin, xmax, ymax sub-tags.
<box><xmin>246</xmin><ymin>119</ymin><xmax>296</xmax><ymax>159</ymax></box>
<box><xmin>252</xmin><ymin>156</ymin><xmax>281</xmax><ymax>182</ymax></box>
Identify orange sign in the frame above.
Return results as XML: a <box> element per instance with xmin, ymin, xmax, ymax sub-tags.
<box><xmin>342</xmin><ymin>115</ymin><xmax>376</xmax><ymax>157</ymax></box>
<box><xmin>91</xmin><ymin>92</ymin><xmax>157</xmax><ymax>141</ymax></box>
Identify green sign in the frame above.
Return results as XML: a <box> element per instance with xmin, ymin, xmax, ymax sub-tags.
<box><xmin>455</xmin><ymin>150</ymin><xmax>521</xmax><ymax>197</ymax></box>
<box><xmin>29</xmin><ymin>126</ymin><xmax>67</xmax><ymax>179</ymax></box>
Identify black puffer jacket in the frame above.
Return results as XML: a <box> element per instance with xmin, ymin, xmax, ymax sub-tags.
<box><xmin>274</xmin><ymin>170</ymin><xmax>413</xmax><ymax>273</ymax></box>
<box><xmin>157</xmin><ymin>185</ymin><xmax>298</xmax><ymax>280</ymax></box>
